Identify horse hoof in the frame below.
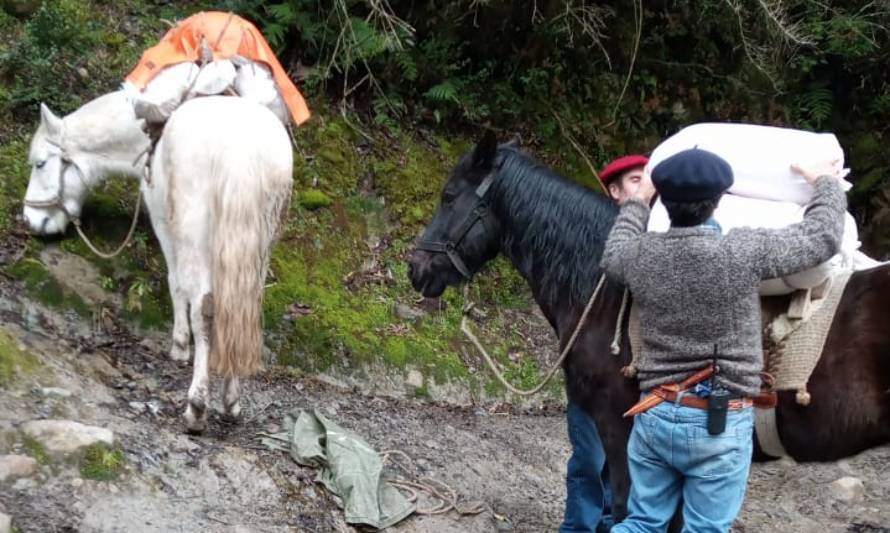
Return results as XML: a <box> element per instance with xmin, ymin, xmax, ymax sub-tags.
<box><xmin>221</xmin><ymin>402</ymin><xmax>241</xmax><ymax>423</ymax></box>
<box><xmin>169</xmin><ymin>345</ymin><xmax>190</xmax><ymax>362</ymax></box>
<box><xmin>183</xmin><ymin>399</ymin><xmax>207</xmax><ymax>433</ymax></box>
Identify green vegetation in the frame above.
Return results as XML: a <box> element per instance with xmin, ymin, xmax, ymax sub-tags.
<box><xmin>21</xmin><ymin>435</ymin><xmax>49</xmax><ymax>466</ymax></box>
<box><xmin>1</xmin><ymin>0</ymin><xmax>888</xmax><ymax>401</ymax></box>
<box><xmin>298</xmin><ymin>189</ymin><xmax>334</xmax><ymax>210</ymax></box>
<box><xmin>5</xmin><ymin>258</ymin><xmax>91</xmax><ymax>317</ymax></box>
<box><xmin>79</xmin><ymin>443</ymin><xmax>125</xmax><ymax>481</ymax></box>
<box><xmin>0</xmin><ymin>328</ymin><xmax>39</xmax><ymax>387</ymax></box>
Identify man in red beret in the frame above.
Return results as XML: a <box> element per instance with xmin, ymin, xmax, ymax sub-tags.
<box><xmin>561</xmin><ymin>154</ymin><xmax>652</xmax><ymax>533</ymax></box>
<box><xmin>599</xmin><ymin>154</ymin><xmax>652</xmax><ymax>205</ymax></box>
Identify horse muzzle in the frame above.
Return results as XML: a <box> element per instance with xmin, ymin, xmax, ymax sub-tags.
<box><xmin>407</xmin><ymin>250</ymin><xmax>452</xmax><ymax>298</ymax></box>
<box><xmin>22</xmin><ymin>205</ymin><xmax>69</xmax><ymax>235</ymax></box>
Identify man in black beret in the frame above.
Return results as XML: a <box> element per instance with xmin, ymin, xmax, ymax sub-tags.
<box><xmin>601</xmin><ymin>148</ymin><xmax>847</xmax><ymax>532</ymax></box>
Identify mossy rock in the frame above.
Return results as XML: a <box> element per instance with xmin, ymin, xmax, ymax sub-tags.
<box><xmin>5</xmin><ymin>257</ymin><xmax>91</xmax><ymax>317</ymax></box>
<box><xmin>299</xmin><ymin>189</ymin><xmax>334</xmax><ymax>210</ymax></box>
<box><xmin>0</xmin><ymin>327</ymin><xmax>39</xmax><ymax>387</ymax></box>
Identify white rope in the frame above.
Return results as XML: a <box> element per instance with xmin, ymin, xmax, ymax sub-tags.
<box><xmin>610</xmin><ymin>287</ymin><xmax>630</xmax><ymax>354</ymax></box>
<box><xmin>460</xmin><ymin>274</ymin><xmax>607</xmax><ymax>396</ymax></box>
<box><xmin>73</xmin><ymin>189</ymin><xmax>142</xmax><ymax>259</ymax></box>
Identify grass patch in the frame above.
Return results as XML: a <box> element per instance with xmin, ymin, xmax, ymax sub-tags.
<box><xmin>79</xmin><ymin>443</ymin><xmax>125</xmax><ymax>481</ymax></box>
<box><xmin>0</xmin><ymin>328</ymin><xmax>39</xmax><ymax>387</ymax></box>
<box><xmin>21</xmin><ymin>435</ymin><xmax>50</xmax><ymax>466</ymax></box>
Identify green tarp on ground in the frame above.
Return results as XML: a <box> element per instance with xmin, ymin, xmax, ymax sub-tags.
<box><xmin>262</xmin><ymin>409</ymin><xmax>415</xmax><ymax>529</ymax></box>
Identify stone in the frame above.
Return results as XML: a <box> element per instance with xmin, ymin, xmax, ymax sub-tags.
<box><xmin>41</xmin><ymin>387</ymin><xmax>73</xmax><ymax>398</ymax></box>
<box><xmin>0</xmin><ymin>512</ymin><xmax>10</xmax><ymax>533</ymax></box>
<box><xmin>21</xmin><ymin>420</ymin><xmax>114</xmax><ymax>455</ymax></box>
<box><xmin>0</xmin><ymin>454</ymin><xmax>38</xmax><ymax>482</ymax></box>
<box><xmin>405</xmin><ymin>369</ymin><xmax>424</xmax><ymax>389</ymax></box>
<box><xmin>830</xmin><ymin>476</ymin><xmax>865</xmax><ymax>501</ymax></box>
<box><xmin>394</xmin><ymin>303</ymin><xmax>424</xmax><ymax>322</ymax></box>
<box><xmin>71</xmin><ymin>477</ymin><xmax>84</xmax><ymax>488</ymax></box>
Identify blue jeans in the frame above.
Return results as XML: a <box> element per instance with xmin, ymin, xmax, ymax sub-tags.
<box><xmin>612</xmin><ymin>400</ymin><xmax>754</xmax><ymax>533</ymax></box>
<box><xmin>561</xmin><ymin>401</ymin><xmax>614</xmax><ymax>533</ymax></box>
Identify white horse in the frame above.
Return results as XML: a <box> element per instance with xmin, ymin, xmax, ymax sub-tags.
<box><xmin>22</xmin><ymin>92</ymin><xmax>293</xmax><ymax>432</ymax></box>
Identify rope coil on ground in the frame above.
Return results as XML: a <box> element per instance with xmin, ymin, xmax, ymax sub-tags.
<box><xmin>460</xmin><ymin>273</ymin><xmax>607</xmax><ymax>396</ymax></box>
<box><xmin>380</xmin><ymin>449</ymin><xmax>486</xmax><ymax>516</ymax></box>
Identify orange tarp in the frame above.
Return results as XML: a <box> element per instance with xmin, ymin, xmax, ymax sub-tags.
<box><xmin>126</xmin><ymin>11</ymin><xmax>311</xmax><ymax>126</ymax></box>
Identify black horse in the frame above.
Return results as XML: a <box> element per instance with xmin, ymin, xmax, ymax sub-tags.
<box><xmin>407</xmin><ymin>131</ymin><xmax>890</xmax><ymax>522</ymax></box>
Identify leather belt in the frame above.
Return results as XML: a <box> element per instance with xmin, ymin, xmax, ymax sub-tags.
<box><xmin>652</xmin><ymin>388</ymin><xmax>752</xmax><ymax>410</ymax></box>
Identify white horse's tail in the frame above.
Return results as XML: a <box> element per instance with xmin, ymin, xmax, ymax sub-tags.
<box><xmin>209</xmin><ymin>151</ymin><xmax>291</xmax><ymax>379</ymax></box>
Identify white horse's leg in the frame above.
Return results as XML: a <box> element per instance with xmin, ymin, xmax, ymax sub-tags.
<box><xmin>152</xmin><ymin>215</ymin><xmax>191</xmax><ymax>362</ymax></box>
<box><xmin>222</xmin><ymin>377</ymin><xmax>241</xmax><ymax>420</ymax></box>
<box><xmin>183</xmin><ymin>286</ymin><xmax>212</xmax><ymax>433</ymax></box>
<box><xmin>143</xmin><ymin>158</ymin><xmax>190</xmax><ymax>363</ymax></box>
<box><xmin>167</xmin><ymin>271</ymin><xmax>191</xmax><ymax>362</ymax></box>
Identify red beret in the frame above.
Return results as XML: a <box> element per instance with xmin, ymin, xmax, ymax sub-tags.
<box><xmin>599</xmin><ymin>154</ymin><xmax>649</xmax><ymax>185</ymax></box>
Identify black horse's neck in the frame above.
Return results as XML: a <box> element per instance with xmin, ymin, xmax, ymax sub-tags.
<box><xmin>487</xmin><ymin>147</ymin><xmax>620</xmax><ymax>326</ymax></box>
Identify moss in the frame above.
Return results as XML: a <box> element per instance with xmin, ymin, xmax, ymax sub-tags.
<box><xmin>0</xmin><ymin>139</ymin><xmax>30</xmax><ymax>232</ymax></box>
<box><xmin>372</xmin><ymin>132</ymin><xmax>455</xmax><ymax>228</ymax></box>
<box><xmin>299</xmin><ymin>189</ymin><xmax>334</xmax><ymax>210</ymax></box>
<box><xmin>21</xmin><ymin>435</ymin><xmax>50</xmax><ymax>466</ymax></box>
<box><xmin>0</xmin><ymin>328</ymin><xmax>39</xmax><ymax>387</ymax></box>
<box><xmin>79</xmin><ymin>443</ymin><xmax>125</xmax><ymax>481</ymax></box>
<box><xmin>5</xmin><ymin>258</ymin><xmax>91</xmax><ymax>317</ymax></box>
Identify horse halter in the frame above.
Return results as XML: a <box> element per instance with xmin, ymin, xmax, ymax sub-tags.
<box><xmin>415</xmin><ymin>173</ymin><xmax>495</xmax><ymax>279</ymax></box>
<box><xmin>22</xmin><ymin>148</ymin><xmax>86</xmax><ymax>223</ymax></box>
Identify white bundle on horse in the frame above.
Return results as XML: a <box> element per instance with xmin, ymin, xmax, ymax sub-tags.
<box><xmin>125</xmin><ymin>57</ymin><xmax>289</xmax><ymax>126</ymax></box>
<box><xmin>129</xmin><ymin>61</ymin><xmax>198</xmax><ymax>124</ymax></box>
<box><xmin>644</xmin><ymin>122</ymin><xmax>852</xmax><ymax>205</ymax></box>
<box><xmin>232</xmin><ymin>56</ymin><xmax>289</xmax><ymax>124</ymax></box>
<box><xmin>644</xmin><ymin>122</ymin><xmax>865</xmax><ymax>295</ymax></box>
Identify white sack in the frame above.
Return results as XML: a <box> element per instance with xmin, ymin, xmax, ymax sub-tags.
<box><xmin>131</xmin><ymin>62</ymin><xmax>199</xmax><ymax>124</ymax></box>
<box><xmin>647</xmin><ymin>194</ymin><xmax>861</xmax><ymax>295</ymax></box>
<box><xmin>233</xmin><ymin>59</ymin><xmax>289</xmax><ymax>125</ymax></box>
<box><xmin>188</xmin><ymin>59</ymin><xmax>237</xmax><ymax>97</ymax></box>
<box><xmin>645</xmin><ymin>123</ymin><xmax>852</xmax><ymax>205</ymax></box>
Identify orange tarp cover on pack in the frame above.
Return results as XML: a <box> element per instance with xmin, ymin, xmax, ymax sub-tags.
<box><xmin>126</xmin><ymin>11</ymin><xmax>311</xmax><ymax>126</ymax></box>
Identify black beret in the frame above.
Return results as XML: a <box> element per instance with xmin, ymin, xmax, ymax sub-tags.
<box><xmin>651</xmin><ymin>148</ymin><xmax>734</xmax><ymax>202</ymax></box>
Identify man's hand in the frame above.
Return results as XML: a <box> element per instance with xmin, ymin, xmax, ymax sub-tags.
<box><xmin>791</xmin><ymin>159</ymin><xmax>843</xmax><ymax>185</ymax></box>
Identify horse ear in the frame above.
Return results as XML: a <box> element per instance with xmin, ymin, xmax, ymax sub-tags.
<box><xmin>40</xmin><ymin>103</ymin><xmax>63</xmax><ymax>138</ymax></box>
<box><xmin>471</xmin><ymin>130</ymin><xmax>498</xmax><ymax>171</ymax></box>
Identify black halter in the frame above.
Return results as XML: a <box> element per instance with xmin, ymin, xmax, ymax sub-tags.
<box><xmin>416</xmin><ymin>173</ymin><xmax>495</xmax><ymax>279</ymax></box>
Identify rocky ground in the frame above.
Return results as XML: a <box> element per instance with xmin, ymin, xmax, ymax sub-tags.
<box><xmin>1</xmin><ymin>245</ymin><xmax>889</xmax><ymax>533</ymax></box>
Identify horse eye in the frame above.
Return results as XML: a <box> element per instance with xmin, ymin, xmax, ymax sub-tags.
<box><xmin>35</xmin><ymin>160</ymin><xmax>46</xmax><ymax>169</ymax></box>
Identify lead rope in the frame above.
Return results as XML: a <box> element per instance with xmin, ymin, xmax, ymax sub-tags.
<box><xmin>72</xmin><ymin>188</ymin><xmax>142</xmax><ymax>259</ymax></box>
<box><xmin>610</xmin><ymin>287</ymin><xmax>630</xmax><ymax>355</ymax></box>
<box><xmin>460</xmin><ymin>273</ymin><xmax>607</xmax><ymax>396</ymax></box>
<box><xmin>381</xmin><ymin>449</ymin><xmax>486</xmax><ymax>516</ymax></box>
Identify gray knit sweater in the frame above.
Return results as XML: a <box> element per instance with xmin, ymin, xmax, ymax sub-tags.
<box><xmin>601</xmin><ymin>177</ymin><xmax>847</xmax><ymax>396</ymax></box>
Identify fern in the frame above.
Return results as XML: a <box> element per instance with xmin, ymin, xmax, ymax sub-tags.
<box><xmin>395</xmin><ymin>51</ymin><xmax>417</xmax><ymax>81</ymax></box>
<box><xmin>798</xmin><ymin>85</ymin><xmax>833</xmax><ymax>128</ymax></box>
<box><xmin>424</xmin><ymin>80</ymin><xmax>460</xmax><ymax>105</ymax></box>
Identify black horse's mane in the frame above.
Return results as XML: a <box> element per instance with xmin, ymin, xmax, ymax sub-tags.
<box><xmin>489</xmin><ymin>145</ymin><xmax>620</xmax><ymax>308</ymax></box>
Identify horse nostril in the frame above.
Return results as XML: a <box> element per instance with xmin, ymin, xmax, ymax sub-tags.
<box><xmin>40</xmin><ymin>216</ymin><xmax>49</xmax><ymax>233</ymax></box>
<box><xmin>407</xmin><ymin>262</ymin><xmax>415</xmax><ymax>279</ymax></box>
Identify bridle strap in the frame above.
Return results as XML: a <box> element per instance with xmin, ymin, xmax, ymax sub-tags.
<box><xmin>416</xmin><ymin>173</ymin><xmax>495</xmax><ymax>279</ymax></box>
<box><xmin>22</xmin><ymin>157</ymin><xmax>79</xmax><ymax>221</ymax></box>
<box><xmin>22</xmin><ymin>156</ymin><xmax>143</xmax><ymax>259</ymax></box>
